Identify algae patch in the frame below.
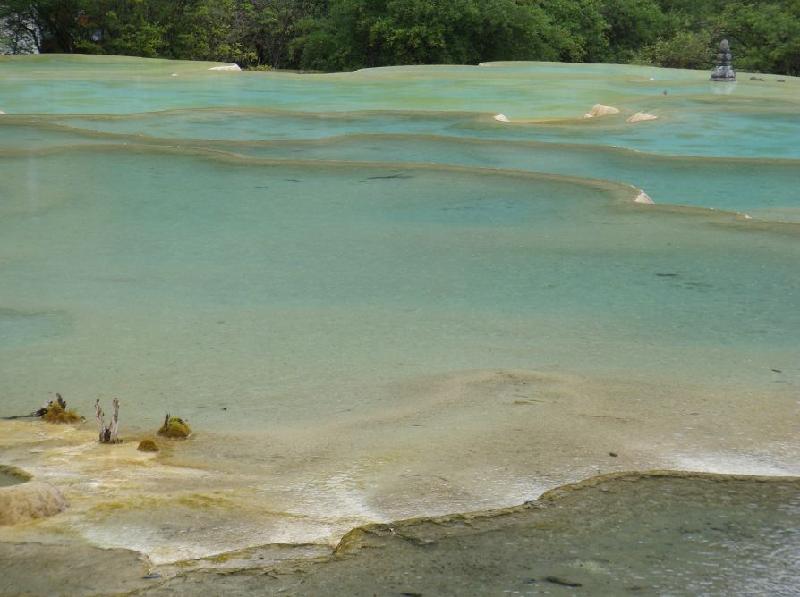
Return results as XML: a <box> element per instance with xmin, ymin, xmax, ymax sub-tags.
<box><xmin>138</xmin><ymin>439</ymin><xmax>159</xmax><ymax>452</ymax></box>
<box><xmin>37</xmin><ymin>393</ymin><xmax>82</xmax><ymax>424</ymax></box>
<box><xmin>158</xmin><ymin>415</ymin><xmax>192</xmax><ymax>439</ymax></box>
<box><xmin>42</xmin><ymin>401</ymin><xmax>82</xmax><ymax>424</ymax></box>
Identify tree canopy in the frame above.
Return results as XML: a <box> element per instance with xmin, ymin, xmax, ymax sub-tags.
<box><xmin>2</xmin><ymin>0</ymin><xmax>799</xmax><ymax>75</ymax></box>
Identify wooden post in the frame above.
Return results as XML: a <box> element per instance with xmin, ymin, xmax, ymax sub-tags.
<box><xmin>95</xmin><ymin>399</ymin><xmax>105</xmax><ymax>442</ymax></box>
<box><xmin>110</xmin><ymin>398</ymin><xmax>120</xmax><ymax>443</ymax></box>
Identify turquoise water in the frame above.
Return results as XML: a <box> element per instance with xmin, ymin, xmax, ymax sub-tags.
<box><xmin>0</xmin><ymin>56</ymin><xmax>798</xmax><ymax>566</ymax></box>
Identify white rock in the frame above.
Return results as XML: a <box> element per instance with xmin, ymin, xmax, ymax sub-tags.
<box><xmin>493</xmin><ymin>113</ymin><xmax>510</xmax><ymax>123</ymax></box>
<box><xmin>584</xmin><ymin>104</ymin><xmax>620</xmax><ymax>118</ymax></box>
<box><xmin>627</xmin><ymin>112</ymin><xmax>658</xmax><ymax>123</ymax></box>
<box><xmin>171</xmin><ymin>73</ymin><xmax>178</xmax><ymax>77</ymax></box>
<box><xmin>634</xmin><ymin>191</ymin><xmax>655</xmax><ymax>205</ymax></box>
<box><xmin>208</xmin><ymin>64</ymin><xmax>241</xmax><ymax>72</ymax></box>
<box><xmin>0</xmin><ymin>111</ymin><xmax>5</xmax><ymax>115</ymax></box>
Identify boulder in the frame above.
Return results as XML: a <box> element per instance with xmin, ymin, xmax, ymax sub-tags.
<box><xmin>634</xmin><ymin>191</ymin><xmax>655</xmax><ymax>205</ymax></box>
<box><xmin>584</xmin><ymin>104</ymin><xmax>620</xmax><ymax>118</ymax></box>
<box><xmin>208</xmin><ymin>64</ymin><xmax>241</xmax><ymax>72</ymax></box>
<box><xmin>627</xmin><ymin>112</ymin><xmax>658</xmax><ymax>123</ymax></box>
<box><xmin>493</xmin><ymin>114</ymin><xmax>510</xmax><ymax>123</ymax></box>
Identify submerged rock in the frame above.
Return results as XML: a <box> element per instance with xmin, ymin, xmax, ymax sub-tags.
<box><xmin>158</xmin><ymin>415</ymin><xmax>192</xmax><ymax>439</ymax></box>
<box><xmin>627</xmin><ymin>112</ymin><xmax>658</xmax><ymax>123</ymax></box>
<box><xmin>141</xmin><ymin>472</ymin><xmax>800</xmax><ymax>595</ymax></box>
<box><xmin>584</xmin><ymin>104</ymin><xmax>620</xmax><ymax>118</ymax></box>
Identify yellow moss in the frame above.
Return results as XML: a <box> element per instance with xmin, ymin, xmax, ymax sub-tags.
<box><xmin>157</xmin><ymin>416</ymin><xmax>192</xmax><ymax>439</ymax></box>
<box><xmin>91</xmin><ymin>492</ymin><xmax>231</xmax><ymax>514</ymax></box>
<box><xmin>93</xmin><ymin>501</ymin><xmax>127</xmax><ymax>513</ymax></box>
<box><xmin>41</xmin><ymin>402</ymin><xmax>82</xmax><ymax>424</ymax></box>
<box><xmin>137</xmin><ymin>439</ymin><xmax>159</xmax><ymax>452</ymax></box>
<box><xmin>175</xmin><ymin>493</ymin><xmax>230</xmax><ymax>508</ymax></box>
<box><xmin>208</xmin><ymin>551</ymin><xmax>237</xmax><ymax>564</ymax></box>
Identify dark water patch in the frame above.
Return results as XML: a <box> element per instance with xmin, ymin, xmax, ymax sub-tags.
<box><xmin>0</xmin><ymin>308</ymin><xmax>72</xmax><ymax>347</ymax></box>
<box><xmin>363</xmin><ymin>172</ymin><xmax>414</xmax><ymax>181</ymax></box>
<box><xmin>0</xmin><ymin>465</ymin><xmax>30</xmax><ymax>487</ymax></box>
<box><xmin>0</xmin><ymin>541</ymin><xmax>150</xmax><ymax>596</ymax></box>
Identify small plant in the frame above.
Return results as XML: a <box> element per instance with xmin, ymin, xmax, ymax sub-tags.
<box><xmin>244</xmin><ymin>63</ymin><xmax>273</xmax><ymax>71</ymax></box>
<box><xmin>36</xmin><ymin>393</ymin><xmax>82</xmax><ymax>424</ymax></box>
<box><xmin>137</xmin><ymin>439</ymin><xmax>159</xmax><ymax>452</ymax></box>
<box><xmin>157</xmin><ymin>414</ymin><xmax>192</xmax><ymax>439</ymax></box>
<box><xmin>95</xmin><ymin>398</ymin><xmax>122</xmax><ymax>443</ymax></box>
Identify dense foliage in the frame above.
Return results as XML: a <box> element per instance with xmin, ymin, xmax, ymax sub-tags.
<box><xmin>2</xmin><ymin>0</ymin><xmax>799</xmax><ymax>75</ymax></box>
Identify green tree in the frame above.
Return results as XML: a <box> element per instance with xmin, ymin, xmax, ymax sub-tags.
<box><xmin>719</xmin><ymin>1</ymin><xmax>800</xmax><ymax>75</ymax></box>
<box><xmin>3</xmin><ymin>0</ymin><xmax>799</xmax><ymax>76</ymax></box>
<box><xmin>636</xmin><ymin>30</ymin><xmax>714</xmax><ymax>69</ymax></box>
<box><xmin>601</xmin><ymin>0</ymin><xmax>670</xmax><ymax>61</ymax></box>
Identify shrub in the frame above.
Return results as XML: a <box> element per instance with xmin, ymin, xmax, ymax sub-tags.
<box><xmin>157</xmin><ymin>415</ymin><xmax>192</xmax><ymax>439</ymax></box>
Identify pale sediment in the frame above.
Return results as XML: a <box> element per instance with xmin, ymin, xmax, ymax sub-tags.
<box><xmin>0</xmin><ymin>366</ymin><xmax>797</xmax><ymax>571</ymax></box>
<box><xmin>0</xmin><ymin>478</ymin><xmax>67</xmax><ymax>525</ymax></box>
<box><xmin>583</xmin><ymin>104</ymin><xmax>620</xmax><ymax>118</ymax></box>
<box><xmin>4</xmin><ymin>470</ymin><xmax>796</xmax><ymax>596</ymax></box>
<box><xmin>627</xmin><ymin>111</ymin><xmax>658</xmax><ymax>123</ymax></box>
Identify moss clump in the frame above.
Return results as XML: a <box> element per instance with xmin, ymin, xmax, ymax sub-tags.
<box><xmin>157</xmin><ymin>415</ymin><xmax>192</xmax><ymax>439</ymax></box>
<box><xmin>41</xmin><ymin>401</ymin><xmax>82</xmax><ymax>424</ymax></box>
<box><xmin>137</xmin><ymin>439</ymin><xmax>159</xmax><ymax>452</ymax></box>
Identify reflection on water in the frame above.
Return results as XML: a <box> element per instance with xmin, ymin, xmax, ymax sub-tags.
<box><xmin>0</xmin><ymin>57</ymin><xmax>798</xmax><ymax>586</ymax></box>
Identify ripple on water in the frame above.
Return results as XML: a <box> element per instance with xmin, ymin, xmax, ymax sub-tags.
<box><xmin>0</xmin><ymin>308</ymin><xmax>72</xmax><ymax>347</ymax></box>
<box><xmin>0</xmin><ymin>57</ymin><xmax>798</xmax><ymax>594</ymax></box>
